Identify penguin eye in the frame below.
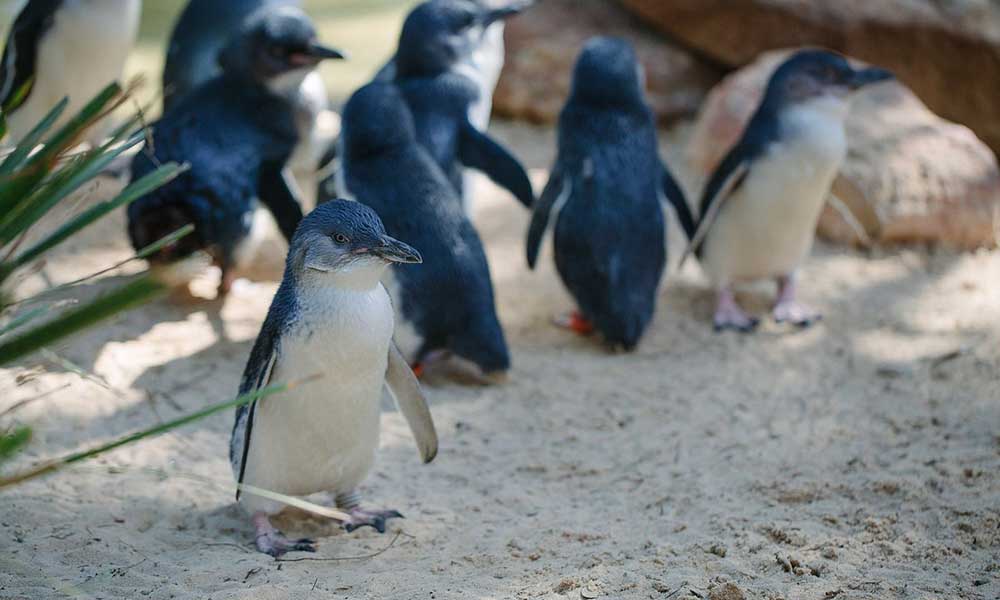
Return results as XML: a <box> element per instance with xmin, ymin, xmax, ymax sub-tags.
<box><xmin>333</xmin><ymin>233</ymin><xmax>350</xmax><ymax>244</ymax></box>
<box><xmin>268</xmin><ymin>45</ymin><xmax>287</xmax><ymax>59</ymax></box>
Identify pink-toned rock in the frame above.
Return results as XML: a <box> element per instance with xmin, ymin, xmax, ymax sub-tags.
<box><xmin>493</xmin><ymin>0</ymin><xmax>721</xmax><ymax>126</ymax></box>
<box><xmin>619</xmin><ymin>0</ymin><xmax>1000</xmax><ymax>156</ymax></box>
<box><xmin>686</xmin><ymin>49</ymin><xmax>1000</xmax><ymax>250</ymax></box>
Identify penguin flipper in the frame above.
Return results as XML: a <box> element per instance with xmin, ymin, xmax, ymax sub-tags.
<box><xmin>457</xmin><ymin>120</ymin><xmax>535</xmax><ymax>208</ymax></box>
<box><xmin>385</xmin><ymin>342</ymin><xmax>438</xmax><ymax>464</ymax></box>
<box><xmin>525</xmin><ymin>163</ymin><xmax>569</xmax><ymax>269</ymax></box>
<box><xmin>679</xmin><ymin>156</ymin><xmax>750</xmax><ymax>268</ymax></box>
<box><xmin>0</xmin><ymin>0</ymin><xmax>62</xmax><ymax>109</ymax></box>
<box><xmin>257</xmin><ymin>161</ymin><xmax>305</xmax><ymax>242</ymax></box>
<box><xmin>661</xmin><ymin>163</ymin><xmax>696</xmax><ymax>241</ymax></box>
<box><xmin>232</xmin><ymin>321</ymin><xmax>281</xmax><ymax>501</ymax></box>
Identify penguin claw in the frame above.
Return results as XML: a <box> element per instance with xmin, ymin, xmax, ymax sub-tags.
<box><xmin>255</xmin><ymin>531</ymin><xmax>317</xmax><ymax>557</ymax></box>
<box><xmin>342</xmin><ymin>509</ymin><xmax>404</xmax><ymax>534</ymax></box>
<box><xmin>713</xmin><ymin>317</ymin><xmax>760</xmax><ymax>333</ymax></box>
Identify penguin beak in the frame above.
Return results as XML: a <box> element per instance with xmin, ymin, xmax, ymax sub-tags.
<box><xmin>289</xmin><ymin>41</ymin><xmax>347</xmax><ymax>67</ymax></box>
<box><xmin>847</xmin><ymin>66</ymin><xmax>894</xmax><ymax>90</ymax></box>
<box><xmin>479</xmin><ymin>0</ymin><xmax>533</xmax><ymax>27</ymax></box>
<box><xmin>372</xmin><ymin>235</ymin><xmax>423</xmax><ymax>264</ymax></box>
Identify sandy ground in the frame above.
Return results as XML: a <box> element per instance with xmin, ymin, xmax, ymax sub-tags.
<box><xmin>1</xmin><ymin>122</ymin><xmax>999</xmax><ymax>600</ymax></box>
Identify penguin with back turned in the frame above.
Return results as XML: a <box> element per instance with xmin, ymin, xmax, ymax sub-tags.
<box><xmin>128</xmin><ymin>6</ymin><xmax>345</xmax><ymax>296</ymax></box>
<box><xmin>231</xmin><ymin>199</ymin><xmax>436</xmax><ymax>557</ymax></box>
<box><xmin>0</xmin><ymin>0</ymin><xmax>141</xmax><ymax>146</ymax></box>
<box><xmin>341</xmin><ymin>81</ymin><xmax>510</xmax><ymax>381</ymax></box>
<box><xmin>381</xmin><ymin>0</ymin><xmax>535</xmax><ymax>212</ymax></box>
<box><xmin>526</xmin><ymin>37</ymin><xmax>695</xmax><ymax>350</ymax></box>
<box><xmin>681</xmin><ymin>49</ymin><xmax>892</xmax><ymax>332</ymax></box>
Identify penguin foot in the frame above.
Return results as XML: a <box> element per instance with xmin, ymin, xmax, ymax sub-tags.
<box><xmin>713</xmin><ymin>289</ymin><xmax>759</xmax><ymax>333</ymax></box>
<box><xmin>553</xmin><ymin>311</ymin><xmax>594</xmax><ymax>335</ymax></box>
<box><xmin>773</xmin><ymin>301</ymin><xmax>822</xmax><ymax>328</ymax></box>
<box><xmin>252</xmin><ymin>513</ymin><xmax>316</xmax><ymax>557</ymax></box>
<box><xmin>342</xmin><ymin>508</ymin><xmax>404</xmax><ymax>534</ymax></box>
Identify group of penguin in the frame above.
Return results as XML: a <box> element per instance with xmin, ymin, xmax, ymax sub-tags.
<box><xmin>1</xmin><ymin>0</ymin><xmax>894</xmax><ymax>556</ymax></box>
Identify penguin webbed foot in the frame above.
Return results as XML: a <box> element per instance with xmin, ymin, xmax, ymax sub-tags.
<box><xmin>553</xmin><ymin>311</ymin><xmax>594</xmax><ymax>336</ymax></box>
<box><xmin>713</xmin><ymin>288</ymin><xmax>759</xmax><ymax>333</ymax></box>
<box><xmin>252</xmin><ymin>513</ymin><xmax>317</xmax><ymax>557</ymax></box>
<box><xmin>342</xmin><ymin>508</ymin><xmax>404</xmax><ymax>534</ymax></box>
<box><xmin>773</xmin><ymin>275</ymin><xmax>821</xmax><ymax>328</ymax></box>
<box><xmin>773</xmin><ymin>300</ymin><xmax>822</xmax><ymax>328</ymax></box>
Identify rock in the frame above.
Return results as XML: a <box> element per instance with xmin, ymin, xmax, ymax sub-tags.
<box><xmin>493</xmin><ymin>0</ymin><xmax>721</xmax><ymax>125</ymax></box>
<box><xmin>619</xmin><ymin>0</ymin><xmax>1000</xmax><ymax>156</ymax></box>
<box><xmin>685</xmin><ymin>49</ymin><xmax>1000</xmax><ymax>250</ymax></box>
<box><xmin>708</xmin><ymin>582</ymin><xmax>746</xmax><ymax>600</ymax></box>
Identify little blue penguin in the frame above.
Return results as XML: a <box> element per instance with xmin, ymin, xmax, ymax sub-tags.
<box><xmin>341</xmin><ymin>81</ymin><xmax>511</xmax><ymax>381</ymax></box>
<box><xmin>525</xmin><ymin>37</ymin><xmax>695</xmax><ymax>351</ymax></box>
<box><xmin>0</xmin><ymin>0</ymin><xmax>141</xmax><ymax>146</ymax></box>
<box><xmin>383</xmin><ymin>0</ymin><xmax>535</xmax><ymax>212</ymax></box>
<box><xmin>230</xmin><ymin>199</ymin><xmax>437</xmax><ymax>557</ymax></box>
<box><xmin>128</xmin><ymin>6</ymin><xmax>345</xmax><ymax>296</ymax></box>
<box><xmin>161</xmin><ymin>0</ymin><xmax>297</xmax><ymax>110</ymax></box>
<box><xmin>681</xmin><ymin>49</ymin><xmax>893</xmax><ymax>332</ymax></box>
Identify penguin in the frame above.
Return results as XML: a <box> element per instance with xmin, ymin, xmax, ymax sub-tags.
<box><xmin>230</xmin><ymin>199</ymin><xmax>437</xmax><ymax>557</ymax></box>
<box><xmin>0</xmin><ymin>0</ymin><xmax>141</xmax><ymax>146</ymax></box>
<box><xmin>383</xmin><ymin>0</ymin><xmax>535</xmax><ymax>212</ymax></box>
<box><xmin>525</xmin><ymin>37</ymin><xmax>695</xmax><ymax>351</ymax></box>
<box><xmin>376</xmin><ymin>0</ymin><xmax>530</xmax><ymax>132</ymax></box>
<box><xmin>681</xmin><ymin>49</ymin><xmax>893</xmax><ymax>332</ymax></box>
<box><xmin>127</xmin><ymin>6</ymin><xmax>345</xmax><ymax>296</ymax></box>
<box><xmin>162</xmin><ymin>0</ymin><xmax>334</xmax><ymax>209</ymax></box>
<box><xmin>341</xmin><ymin>81</ymin><xmax>510</xmax><ymax>381</ymax></box>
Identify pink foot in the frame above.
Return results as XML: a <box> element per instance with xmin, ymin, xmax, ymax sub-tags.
<box><xmin>252</xmin><ymin>512</ymin><xmax>316</xmax><ymax>557</ymax></box>
<box><xmin>342</xmin><ymin>508</ymin><xmax>404</xmax><ymax>534</ymax></box>
<box><xmin>714</xmin><ymin>287</ymin><xmax>759</xmax><ymax>333</ymax></box>
<box><xmin>773</xmin><ymin>275</ymin><xmax>821</xmax><ymax>327</ymax></box>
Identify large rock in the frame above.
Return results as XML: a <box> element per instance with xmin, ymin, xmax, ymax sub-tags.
<box><xmin>686</xmin><ymin>50</ymin><xmax>1000</xmax><ymax>250</ymax></box>
<box><xmin>619</xmin><ymin>0</ymin><xmax>1000</xmax><ymax>156</ymax></box>
<box><xmin>493</xmin><ymin>0</ymin><xmax>721</xmax><ymax>125</ymax></box>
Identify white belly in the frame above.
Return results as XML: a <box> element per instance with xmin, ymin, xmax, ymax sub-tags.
<box><xmin>701</xmin><ymin>99</ymin><xmax>848</xmax><ymax>285</ymax></box>
<box><xmin>6</xmin><ymin>0</ymin><xmax>141</xmax><ymax>145</ymax></box>
<box><xmin>239</xmin><ymin>283</ymin><xmax>395</xmax><ymax>514</ymax></box>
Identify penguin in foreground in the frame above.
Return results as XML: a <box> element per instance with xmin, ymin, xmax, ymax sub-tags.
<box><xmin>341</xmin><ymin>82</ymin><xmax>510</xmax><ymax>381</ymax></box>
<box><xmin>231</xmin><ymin>199</ymin><xmax>437</xmax><ymax>557</ymax></box>
<box><xmin>385</xmin><ymin>0</ymin><xmax>535</xmax><ymax>212</ymax></box>
<box><xmin>681</xmin><ymin>49</ymin><xmax>893</xmax><ymax>332</ymax></box>
<box><xmin>163</xmin><ymin>0</ymin><xmax>335</xmax><ymax>209</ymax></box>
<box><xmin>526</xmin><ymin>37</ymin><xmax>695</xmax><ymax>350</ymax></box>
<box><xmin>0</xmin><ymin>0</ymin><xmax>141</xmax><ymax>146</ymax></box>
<box><xmin>128</xmin><ymin>6</ymin><xmax>345</xmax><ymax>296</ymax></box>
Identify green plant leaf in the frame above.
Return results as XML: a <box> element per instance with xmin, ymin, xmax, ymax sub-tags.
<box><xmin>0</xmin><ymin>274</ymin><xmax>168</xmax><ymax>367</ymax></box>
<box><xmin>0</xmin><ymin>426</ymin><xmax>31</xmax><ymax>464</ymax></box>
<box><xmin>0</xmin><ymin>97</ymin><xmax>68</xmax><ymax>181</ymax></box>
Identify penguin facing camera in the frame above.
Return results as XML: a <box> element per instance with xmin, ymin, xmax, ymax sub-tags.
<box><xmin>231</xmin><ymin>199</ymin><xmax>437</xmax><ymax>557</ymax></box>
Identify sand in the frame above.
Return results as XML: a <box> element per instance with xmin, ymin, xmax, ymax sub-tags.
<box><xmin>1</xmin><ymin>122</ymin><xmax>998</xmax><ymax>600</ymax></box>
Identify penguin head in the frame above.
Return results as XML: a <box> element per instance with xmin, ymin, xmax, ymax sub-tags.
<box><xmin>569</xmin><ymin>36</ymin><xmax>646</xmax><ymax>108</ymax></box>
<box><xmin>289</xmin><ymin>200</ymin><xmax>422</xmax><ymax>286</ymax></box>
<box><xmin>395</xmin><ymin>0</ymin><xmax>531</xmax><ymax>77</ymax></box>
<box><xmin>341</xmin><ymin>82</ymin><xmax>418</xmax><ymax>158</ymax></box>
<box><xmin>764</xmin><ymin>49</ymin><xmax>894</xmax><ymax>108</ymax></box>
<box><xmin>219</xmin><ymin>6</ymin><xmax>345</xmax><ymax>91</ymax></box>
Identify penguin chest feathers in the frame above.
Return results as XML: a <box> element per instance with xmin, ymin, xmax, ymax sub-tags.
<box><xmin>702</xmin><ymin>96</ymin><xmax>849</xmax><ymax>283</ymax></box>
<box><xmin>242</xmin><ymin>281</ymin><xmax>395</xmax><ymax>502</ymax></box>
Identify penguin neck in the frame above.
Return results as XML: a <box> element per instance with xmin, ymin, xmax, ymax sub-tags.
<box><xmin>299</xmin><ymin>264</ymin><xmax>388</xmax><ymax>293</ymax></box>
<box><xmin>266</xmin><ymin>67</ymin><xmax>312</xmax><ymax>102</ymax></box>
